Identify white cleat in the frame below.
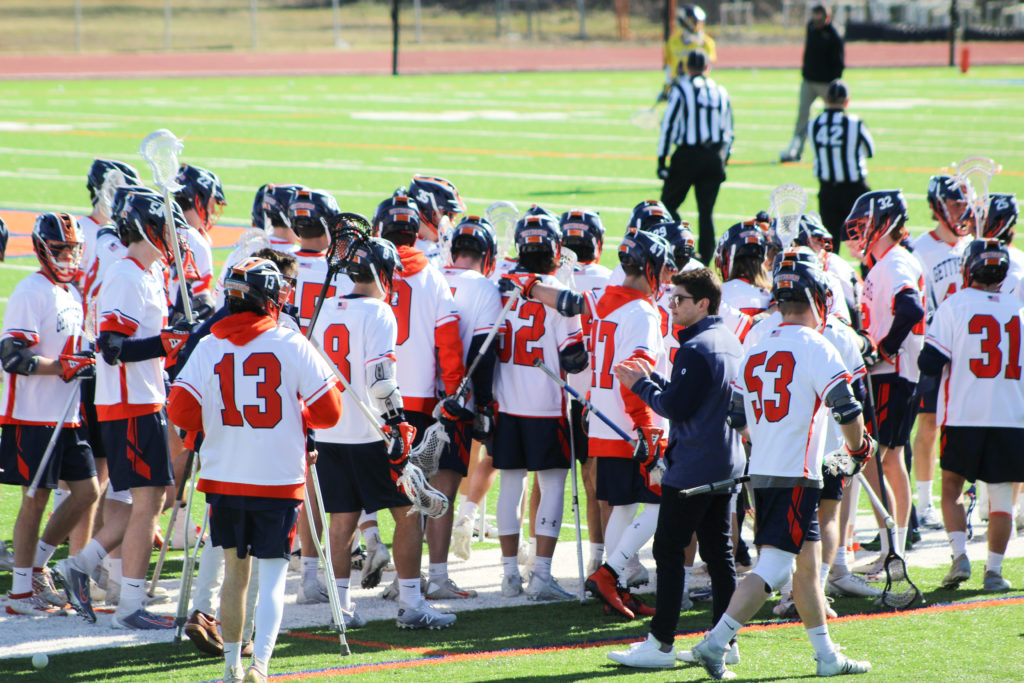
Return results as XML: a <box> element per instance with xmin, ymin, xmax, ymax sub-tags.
<box><xmin>360</xmin><ymin>541</ymin><xmax>391</xmax><ymax>590</ymax></box>
<box><xmin>396</xmin><ymin>599</ymin><xmax>456</xmax><ymax>630</ymax></box>
<box><xmin>297</xmin><ymin>577</ymin><xmax>330</xmax><ymax>604</ymax></box>
<box><xmin>983</xmin><ymin>569</ymin><xmax>1011</xmax><ymax>592</ymax></box>
<box><xmin>773</xmin><ymin>591</ymin><xmax>797</xmax><ymax>618</ymax></box>
<box><xmin>426</xmin><ymin>576</ymin><xmax>477</xmax><ymax>599</ymax></box>
<box><xmin>690</xmin><ymin>637</ymin><xmax>737</xmax><ymax>680</ymax></box>
<box><xmin>918</xmin><ymin>505</ymin><xmax>944</xmax><ymax>530</ymax></box>
<box><xmin>451</xmin><ymin>516</ymin><xmax>474</xmax><ymax>561</ymax></box>
<box><xmin>623</xmin><ymin>563</ymin><xmax>650</xmax><ymax>589</ymax></box>
<box><xmin>678</xmin><ymin>641</ymin><xmax>739</xmax><ymax>665</ymax></box>
<box><xmin>33</xmin><ymin>568</ymin><xmax>70</xmax><ymax>608</ymax></box>
<box><xmin>607</xmin><ymin>633</ymin><xmax>675</xmax><ymax>669</ymax></box>
<box><xmin>815</xmin><ymin>649</ymin><xmax>871</xmax><ymax>676</ymax></box>
<box><xmin>941</xmin><ymin>554</ymin><xmax>971</xmax><ymax>589</ymax></box>
<box><xmin>827</xmin><ymin>569</ymin><xmax>882</xmax><ymax>598</ymax></box>
<box><xmin>524</xmin><ymin>573</ymin><xmax>574</xmax><ymax>602</ymax></box>
<box><xmin>5</xmin><ymin>591</ymin><xmax>69</xmax><ymax>616</ymax></box>
<box><xmin>501</xmin><ymin>573</ymin><xmax>524</xmax><ymax>597</ymax></box>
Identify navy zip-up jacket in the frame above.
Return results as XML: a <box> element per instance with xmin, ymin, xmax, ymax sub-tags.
<box><xmin>631</xmin><ymin>315</ymin><xmax>744</xmax><ymax>491</ymax></box>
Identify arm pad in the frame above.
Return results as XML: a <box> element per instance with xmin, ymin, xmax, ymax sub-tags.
<box><xmin>0</xmin><ymin>337</ymin><xmax>39</xmax><ymax>375</ymax></box>
<box><xmin>97</xmin><ymin>331</ymin><xmax>164</xmax><ymax>365</ymax></box>
<box><xmin>825</xmin><ymin>381</ymin><xmax>862</xmax><ymax>425</ymax></box>
<box><xmin>726</xmin><ymin>388</ymin><xmax>747</xmax><ymax>430</ymax></box>
<box><xmin>366</xmin><ymin>357</ymin><xmax>405</xmax><ymax>425</ymax></box>
<box><xmin>555</xmin><ymin>289</ymin><xmax>586</xmax><ymax>317</ymax></box>
<box><xmin>558</xmin><ymin>341</ymin><xmax>588</xmax><ymax>375</ymax></box>
<box><xmin>917</xmin><ymin>344</ymin><xmax>950</xmax><ymax>378</ymax></box>
<box><xmin>466</xmin><ymin>333</ymin><xmax>496</xmax><ymax>406</ymax></box>
<box><xmin>879</xmin><ymin>289</ymin><xmax>924</xmax><ymax>358</ymax></box>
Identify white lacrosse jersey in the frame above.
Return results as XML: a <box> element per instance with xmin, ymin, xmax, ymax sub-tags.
<box><xmin>862</xmin><ymin>245</ymin><xmax>925</xmax><ymax>382</ymax></box>
<box><xmin>718</xmin><ymin>300</ymin><xmax>754</xmax><ymax>343</ymax></box>
<box><xmin>311</xmin><ymin>295</ymin><xmax>396</xmax><ymax>445</ymax></box>
<box><xmin>822</xmin><ymin>251</ymin><xmax>863</xmax><ymax>316</ymax></box>
<box><xmin>95</xmin><ymin>256</ymin><xmax>168</xmax><ymax>420</ymax></box>
<box><xmin>925</xmin><ymin>287</ymin><xmax>1024</xmax><ymax>428</ymax></box>
<box><xmin>494</xmin><ymin>274</ymin><xmax>583</xmax><ymax>417</ymax></box>
<box><xmin>491</xmin><ymin>257</ymin><xmax>519</xmax><ymax>283</ymax></box>
<box><xmin>737</xmin><ymin>323</ymin><xmax>851</xmax><ymax>483</ymax></box>
<box><xmin>83</xmin><ymin>228</ymin><xmax>128</xmax><ymax>340</ymax></box>
<box><xmin>911</xmin><ymin>230</ymin><xmax>970</xmax><ymax>320</ymax></box>
<box><xmin>569</xmin><ymin>262</ymin><xmax>612</xmax><ymax>395</ymax></box>
<box><xmin>292</xmin><ymin>248</ymin><xmax>354</xmax><ymax>336</ymax></box>
<box><xmin>587</xmin><ymin>288</ymin><xmax>668</xmax><ymax>451</ymax></box>
<box><xmin>823</xmin><ymin>270</ymin><xmax>852</xmax><ymax>323</ymax></box>
<box><xmin>269</xmin><ymin>234</ymin><xmax>300</xmax><ymax>254</ymax></box>
<box><xmin>442</xmin><ymin>266</ymin><xmax>503</xmax><ymax>410</ymax></box>
<box><xmin>722</xmin><ymin>279</ymin><xmax>772</xmax><ymax>317</ymax></box>
<box><xmin>168</xmin><ymin>226</ymin><xmax>214</xmax><ymax>306</ymax></box>
<box><xmin>415</xmin><ymin>237</ymin><xmax>444</xmax><ymax>269</ymax></box>
<box><xmin>77</xmin><ymin>214</ymin><xmax>103</xmax><ymax>290</ymax></box>
<box><xmin>173</xmin><ymin>325</ymin><xmax>337</xmax><ymax>499</ymax></box>
<box><xmin>0</xmin><ymin>273</ymin><xmax>85</xmax><ymax>427</ymax></box>
<box><xmin>1000</xmin><ymin>245</ymin><xmax>1024</xmax><ymax>305</ymax></box>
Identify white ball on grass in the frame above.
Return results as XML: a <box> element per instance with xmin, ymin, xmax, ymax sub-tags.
<box><xmin>32</xmin><ymin>653</ymin><xmax>49</xmax><ymax>669</ymax></box>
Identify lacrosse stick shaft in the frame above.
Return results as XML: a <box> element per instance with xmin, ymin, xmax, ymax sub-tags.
<box><xmin>861</xmin><ymin>374</ymin><xmax>901</xmax><ymax>551</ymax></box>
<box><xmin>150</xmin><ymin>449</ymin><xmax>196</xmax><ymax>595</ymax></box>
<box><xmin>678</xmin><ymin>476</ymin><xmax>750</xmax><ymax>499</ymax></box>
<box><xmin>305</xmin><ymin>465</ymin><xmax>350</xmax><ymax>655</ymax></box>
<box><xmin>311</xmin><ymin>339</ymin><xmax>390</xmax><ymax>444</ymax></box>
<box><xmin>532</xmin><ymin>358</ymin><xmax>636</xmax><ymax>445</ymax></box>
<box><xmin>304</xmin><ymin>273</ymin><xmax>336</xmax><ymax>341</ymax></box>
<box><xmin>855</xmin><ymin>472</ymin><xmax>894</xmax><ymax>529</ymax></box>
<box><xmin>27</xmin><ymin>384</ymin><xmax>80</xmax><ymax>499</ymax></box>
<box><xmin>566</xmin><ymin>399</ymin><xmax>586</xmax><ymax>604</ymax></box>
<box><xmin>453</xmin><ymin>287</ymin><xmax>520</xmax><ymax>402</ymax></box>
<box><xmin>175</xmin><ymin>504</ymin><xmax>207</xmax><ymax>643</ymax></box>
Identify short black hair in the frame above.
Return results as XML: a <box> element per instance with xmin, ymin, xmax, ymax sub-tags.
<box><xmin>826</xmin><ymin>79</ymin><xmax>849</xmax><ymax>105</ymax></box>
<box><xmin>519</xmin><ymin>251</ymin><xmax>557</xmax><ymax>276</ymax></box>
<box><xmin>253</xmin><ymin>247</ymin><xmax>298</xmax><ymax>279</ymax></box>
<box><xmin>451</xmin><ymin>246</ymin><xmax>484</xmax><ymax>264</ymax></box>
<box><xmin>227</xmin><ymin>296</ymin><xmax>267</xmax><ymax>317</ymax></box>
<box><xmin>621</xmin><ymin>263</ymin><xmax>642</xmax><ymax>278</ymax></box>
<box><xmin>383</xmin><ymin>232</ymin><xmax>416</xmax><ymax>248</ymax></box>
<box><xmin>293</xmin><ymin>224</ymin><xmax>326</xmax><ymax>241</ymax></box>
<box><xmin>687</xmin><ymin>49</ymin><xmax>709</xmax><ymax>73</ymax></box>
<box><xmin>672</xmin><ymin>267</ymin><xmax>721</xmax><ymax>314</ymax></box>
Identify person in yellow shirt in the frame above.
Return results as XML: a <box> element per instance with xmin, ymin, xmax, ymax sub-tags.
<box><xmin>661</xmin><ymin>5</ymin><xmax>717</xmax><ymax>101</ymax></box>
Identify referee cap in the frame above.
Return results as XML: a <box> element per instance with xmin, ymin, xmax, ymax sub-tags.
<box><xmin>826</xmin><ymin>79</ymin><xmax>849</xmax><ymax>103</ymax></box>
<box><xmin>686</xmin><ymin>49</ymin><xmax>709</xmax><ymax>73</ymax></box>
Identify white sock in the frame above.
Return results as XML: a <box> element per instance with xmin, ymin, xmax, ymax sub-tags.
<box><xmin>362</xmin><ymin>525</ymin><xmax>381</xmax><ymax>547</ymax></box>
<box><xmin>108</xmin><ymin>557</ymin><xmax>123</xmax><ymax>586</ymax></box>
<box><xmin>34</xmin><ymin>541</ymin><xmax>57</xmax><ymax>569</ymax></box>
<box><xmin>74</xmin><ymin>539</ymin><xmax>108</xmax><ymax>575</ymax></box>
<box><xmin>879</xmin><ymin>531</ymin><xmax>890</xmax><ymax>557</ymax></box>
<box><xmin>398</xmin><ymin>578</ymin><xmax>421</xmax><ymax>605</ymax></box>
<box><xmin>428</xmin><ymin>562</ymin><xmax>447</xmax><ymax>584</ymax></box>
<box><xmin>833</xmin><ymin>547</ymin><xmax>847</xmax><ymax>571</ymax></box>
<box><xmin>781</xmin><ymin>576</ymin><xmax>794</xmax><ymax>597</ymax></box>
<box><xmin>254</xmin><ymin>557</ymin><xmax>288</xmax><ymax>669</ymax></box>
<box><xmin>706</xmin><ymin>613</ymin><xmax>742</xmax><ymax>652</ymax></box>
<box><xmin>527</xmin><ymin>537</ymin><xmax>536</xmax><ymax>558</ymax></box>
<box><xmin>819</xmin><ymin>563</ymin><xmax>830</xmax><ymax>588</ymax></box>
<box><xmin>119</xmin><ymin>577</ymin><xmax>145</xmax><ymax>615</ymax></box>
<box><xmin>916</xmin><ymin>481</ymin><xmax>933</xmax><ymax>510</ymax></box>
<box><xmin>335</xmin><ymin>578</ymin><xmax>351</xmax><ymax>610</ymax></box>
<box><xmin>534</xmin><ymin>555</ymin><xmax>553</xmax><ymax>581</ymax></box>
<box><xmin>501</xmin><ymin>556</ymin><xmax>519</xmax><ymax>579</ymax></box>
<box><xmin>897</xmin><ymin>527</ymin><xmax>908</xmax><ymax>555</ymax></box>
<box><xmin>51</xmin><ymin>487</ymin><xmax>70</xmax><ymax>511</ymax></box>
<box><xmin>948</xmin><ymin>531</ymin><xmax>968</xmax><ymax>557</ymax></box>
<box><xmin>987</xmin><ymin>551</ymin><xmax>1004</xmax><ymax>574</ymax></box>
<box><xmin>589</xmin><ymin>542</ymin><xmax>604</xmax><ymax>566</ymax></box>
<box><xmin>224</xmin><ymin>642</ymin><xmax>243</xmax><ymax>673</ymax></box>
<box><xmin>683</xmin><ymin>565</ymin><xmax>693</xmax><ymax>590</ymax></box>
<box><xmin>301</xmin><ymin>557</ymin><xmax>318</xmax><ymax>582</ymax></box>
<box><xmin>806</xmin><ymin>623</ymin><xmax>836</xmax><ymax>660</ymax></box>
<box><xmin>12</xmin><ymin>567</ymin><xmax>32</xmax><ymax>595</ymax></box>
<box><xmin>459</xmin><ymin>501</ymin><xmax>479</xmax><ymax>525</ymax></box>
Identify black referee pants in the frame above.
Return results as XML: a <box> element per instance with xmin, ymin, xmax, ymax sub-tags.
<box><xmin>819</xmin><ymin>179</ymin><xmax>870</xmax><ymax>246</ymax></box>
<box><xmin>650</xmin><ymin>488</ymin><xmax>736</xmax><ymax>645</ymax></box>
<box><xmin>661</xmin><ymin>145</ymin><xmax>726</xmax><ymax>265</ymax></box>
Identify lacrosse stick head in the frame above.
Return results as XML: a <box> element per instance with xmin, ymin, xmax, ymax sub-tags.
<box><xmin>952</xmin><ymin>156</ymin><xmax>1001</xmax><ymax>237</ymax></box>
<box><xmin>449</xmin><ymin>215</ymin><xmax>499</xmax><ymax>276</ymax></box>
<box><xmin>768</xmin><ymin>184</ymin><xmax>808</xmax><ymax>251</ymax></box>
<box><xmin>555</xmin><ymin>246</ymin><xmax>578</xmax><ymax>288</ymax></box>
<box><xmin>409</xmin><ymin>421</ymin><xmax>450</xmax><ymax>479</ymax></box>
<box><xmin>232</xmin><ymin>228</ymin><xmax>273</xmax><ymax>262</ymax></box>
<box><xmin>822</xmin><ymin>449</ymin><xmax>856</xmax><ymax>477</ymax></box>
<box><xmin>878</xmin><ymin>553</ymin><xmax>923</xmax><ymax>610</ymax></box>
<box><xmin>486</xmin><ymin>201</ymin><xmax>520</xmax><ymax>260</ymax></box>
<box><xmin>397</xmin><ymin>462</ymin><xmax>449</xmax><ymax>518</ymax></box>
<box><xmin>139</xmin><ymin>129</ymin><xmax>184</xmax><ymax>193</ymax></box>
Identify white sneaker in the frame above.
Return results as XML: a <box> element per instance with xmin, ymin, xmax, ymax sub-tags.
<box><xmin>451</xmin><ymin>516</ymin><xmax>474</xmax><ymax>561</ymax></box>
<box><xmin>690</xmin><ymin>637</ymin><xmax>737</xmax><ymax>680</ymax></box>
<box><xmin>224</xmin><ymin>665</ymin><xmax>245</xmax><ymax>683</ymax></box>
<box><xmin>381</xmin><ymin>573</ymin><xmax>427</xmax><ymax>601</ymax></box>
<box><xmin>297</xmin><ymin>576</ymin><xmax>330</xmax><ymax>604</ymax></box>
<box><xmin>5</xmin><ymin>591</ymin><xmax>69</xmax><ymax>616</ymax></box>
<box><xmin>679</xmin><ymin>641</ymin><xmax>739</xmax><ymax>665</ymax></box>
<box><xmin>525</xmin><ymin>573</ymin><xmax>574</xmax><ymax>602</ymax></box>
<box><xmin>815</xmin><ymin>649</ymin><xmax>871</xmax><ymax>676</ymax></box>
<box><xmin>426</xmin><ymin>576</ymin><xmax>477</xmax><ymax>599</ymax></box>
<box><xmin>680</xmin><ymin>591</ymin><xmax>694</xmax><ymax>611</ymax></box>
<box><xmin>826</xmin><ymin>569</ymin><xmax>882</xmax><ymax>598</ymax></box>
<box><xmin>502</xmin><ymin>574</ymin><xmax>524</xmax><ymax>597</ymax></box>
<box><xmin>983</xmin><ymin>569</ymin><xmax>1011</xmax><ymax>592</ymax></box>
<box><xmin>623</xmin><ymin>563</ymin><xmax>650</xmax><ymax>588</ymax></box>
<box><xmin>918</xmin><ymin>505</ymin><xmax>944</xmax><ymax>530</ymax></box>
<box><xmin>396</xmin><ymin>599</ymin><xmax>456</xmax><ymax>630</ymax></box>
<box><xmin>772</xmin><ymin>591</ymin><xmax>797</xmax><ymax>618</ymax></box>
<box><xmin>941</xmin><ymin>553</ymin><xmax>971</xmax><ymax>589</ymax></box>
<box><xmin>333</xmin><ymin>607</ymin><xmax>366</xmax><ymax>629</ymax></box>
<box><xmin>33</xmin><ymin>568</ymin><xmax>69</xmax><ymax>608</ymax></box>
<box><xmin>360</xmin><ymin>541</ymin><xmax>390</xmax><ymax>590</ymax></box>
<box><xmin>607</xmin><ymin>633</ymin><xmax>675</xmax><ymax>669</ymax></box>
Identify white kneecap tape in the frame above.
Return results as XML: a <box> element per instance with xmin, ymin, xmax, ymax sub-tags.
<box><xmin>988</xmin><ymin>482</ymin><xmax>1014</xmax><ymax>517</ymax></box>
<box><xmin>752</xmin><ymin>546</ymin><xmax>797</xmax><ymax>591</ymax></box>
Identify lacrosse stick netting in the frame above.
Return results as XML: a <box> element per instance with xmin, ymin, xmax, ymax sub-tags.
<box><xmin>768</xmin><ymin>184</ymin><xmax>808</xmax><ymax>250</ymax></box>
<box><xmin>486</xmin><ymin>201</ymin><xmax>520</xmax><ymax>261</ymax></box>
<box><xmin>952</xmin><ymin>156</ymin><xmax>1001</xmax><ymax>237</ymax></box>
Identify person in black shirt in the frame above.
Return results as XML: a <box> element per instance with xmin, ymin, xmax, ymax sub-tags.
<box><xmin>780</xmin><ymin>4</ymin><xmax>845</xmax><ymax>163</ymax></box>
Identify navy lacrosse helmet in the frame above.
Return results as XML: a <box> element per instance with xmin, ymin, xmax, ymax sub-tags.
<box><xmin>628</xmin><ymin>200</ymin><xmax>672</xmax><ymax>234</ymax></box>
<box><xmin>715</xmin><ymin>220</ymin><xmax>768</xmax><ymax>281</ymax></box>
<box><xmin>962</xmin><ymin>238</ymin><xmax>1010</xmax><ymax>287</ymax></box>
<box><xmin>927</xmin><ymin>175</ymin><xmax>970</xmax><ymax>236</ymax></box>
<box><xmin>982</xmin><ymin>193</ymin><xmax>1018</xmax><ymax>241</ymax></box>
<box><xmin>647</xmin><ymin>221</ymin><xmax>696</xmax><ymax>270</ymax></box>
<box><xmin>843</xmin><ymin>190</ymin><xmax>908</xmax><ymax>263</ymax></box>
<box><xmin>559</xmin><ymin>209</ymin><xmax>605</xmax><ymax>262</ymax></box>
<box><xmin>450</xmin><ymin>215</ymin><xmax>498</xmax><ymax>276</ymax></box>
<box><xmin>772</xmin><ymin>256</ymin><xmax>831</xmax><ymax>323</ymax></box>
<box><xmin>408</xmin><ymin>175</ymin><xmax>464</xmax><ymax>240</ymax></box>
<box><xmin>514</xmin><ymin>213</ymin><xmax>561</xmax><ymax>260</ymax></box>
<box><xmin>289</xmin><ymin>189</ymin><xmax>340</xmax><ymax>239</ymax></box>
<box><xmin>771</xmin><ymin>246</ymin><xmax>818</xmax><ymax>275</ymax></box>
<box><xmin>619</xmin><ymin>230</ymin><xmax>672</xmax><ymax>294</ymax></box>
<box><xmin>794</xmin><ymin>213</ymin><xmax>833</xmax><ymax>253</ymax></box>
<box><xmin>373</xmin><ymin>192</ymin><xmax>421</xmax><ymax>243</ymax></box>
<box><xmin>252</xmin><ymin>183</ymin><xmax>307</xmax><ymax>231</ymax></box>
<box><xmin>87</xmin><ymin>159</ymin><xmax>143</xmax><ymax>214</ymax></box>
<box><xmin>343</xmin><ymin>236</ymin><xmax>403</xmax><ymax>298</ymax></box>
<box><xmin>173</xmin><ymin>164</ymin><xmax>226</xmax><ymax>231</ymax></box>
<box><xmin>224</xmin><ymin>256</ymin><xmax>287</xmax><ymax>317</ymax></box>
<box><xmin>524</xmin><ymin>204</ymin><xmax>558</xmax><ymax>220</ymax></box>
<box><xmin>0</xmin><ymin>216</ymin><xmax>8</xmax><ymax>262</ymax></box>
<box><xmin>114</xmin><ymin>187</ymin><xmax>189</xmax><ymax>263</ymax></box>
<box><xmin>33</xmin><ymin>212</ymin><xmax>84</xmax><ymax>284</ymax></box>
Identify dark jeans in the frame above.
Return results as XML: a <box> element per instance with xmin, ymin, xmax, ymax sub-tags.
<box><xmin>650</xmin><ymin>488</ymin><xmax>736</xmax><ymax>645</ymax></box>
<box><xmin>661</xmin><ymin>145</ymin><xmax>726</xmax><ymax>265</ymax></box>
<box><xmin>818</xmin><ymin>179</ymin><xmax>870</xmax><ymax>246</ymax></box>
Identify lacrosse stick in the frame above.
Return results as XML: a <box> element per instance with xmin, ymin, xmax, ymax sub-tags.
<box><xmin>225</xmin><ymin>228</ymin><xmax>273</xmax><ymax>272</ymax></box>
<box><xmin>304</xmin><ymin>464</ymin><xmax>350</xmax><ymax>655</ymax></box>
<box><xmin>679</xmin><ymin>476</ymin><xmax>750</xmax><ymax>499</ymax></box>
<box><xmin>963</xmin><ymin>483</ymin><xmax>977</xmax><ymax>541</ymax></box>
<box><xmin>150</xmin><ymin>449</ymin><xmax>196</xmax><ymax>596</ymax></box>
<box><xmin>952</xmin><ymin>155</ymin><xmax>1001</xmax><ymax>237</ymax></box>
<box><xmin>862</xmin><ymin>374</ymin><xmax>923</xmax><ymax>609</ymax></box>
<box><xmin>486</xmin><ymin>201</ymin><xmax>520</xmax><ymax>261</ymax></box>
<box><xmin>310</xmin><ymin>339</ymin><xmax>449</xmax><ymax>519</ymax></box>
<box><xmin>174</xmin><ymin>503</ymin><xmax>208</xmax><ymax>644</ymax></box>
<box><xmin>565</xmin><ymin>398</ymin><xmax>586</xmax><ymax>604</ymax></box>
<box><xmin>768</xmin><ymin>184</ymin><xmax>808</xmax><ymax>250</ymax></box>
<box><xmin>855</xmin><ymin>472</ymin><xmax>895</xmax><ymax>531</ymax></box>
<box><xmin>304</xmin><ymin>213</ymin><xmax>370</xmax><ymax>341</ymax></box>
<box><xmin>555</xmin><ymin>247</ymin><xmax>578</xmax><ymax>290</ymax></box>
<box><xmin>26</xmin><ymin>385</ymin><xmax>81</xmax><ymax>499</ymax></box>
<box><xmin>532</xmin><ymin>358</ymin><xmax>636</xmax><ymax>445</ymax></box>
<box><xmin>139</xmin><ymin>129</ymin><xmax>193</xmax><ymax>324</ymax></box>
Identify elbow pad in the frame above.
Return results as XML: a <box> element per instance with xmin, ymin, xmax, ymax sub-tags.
<box><xmin>0</xmin><ymin>337</ymin><xmax>39</xmax><ymax>376</ymax></box>
<box><xmin>555</xmin><ymin>289</ymin><xmax>586</xmax><ymax>318</ymax></box>
<box><xmin>97</xmin><ymin>331</ymin><xmax>127</xmax><ymax>366</ymax></box>
<box><xmin>825</xmin><ymin>382</ymin><xmax>862</xmax><ymax>425</ymax></box>
<box><xmin>558</xmin><ymin>342</ymin><xmax>588</xmax><ymax>375</ymax></box>
<box><xmin>726</xmin><ymin>389</ymin><xmax>747</xmax><ymax>430</ymax></box>
<box><xmin>367</xmin><ymin>357</ymin><xmax>405</xmax><ymax>424</ymax></box>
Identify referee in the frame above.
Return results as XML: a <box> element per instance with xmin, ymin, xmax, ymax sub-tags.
<box><xmin>657</xmin><ymin>49</ymin><xmax>733</xmax><ymax>265</ymax></box>
<box><xmin>810</xmin><ymin>79</ymin><xmax>875</xmax><ymax>249</ymax></box>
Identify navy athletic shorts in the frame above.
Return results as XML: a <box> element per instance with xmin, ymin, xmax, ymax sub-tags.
<box><xmin>317</xmin><ymin>441</ymin><xmax>410</xmax><ymax>514</ymax></box>
<box><xmin>940</xmin><ymin>425</ymin><xmax>1024</xmax><ymax>484</ymax></box>
<box><xmin>869</xmin><ymin>374</ymin><xmax>916</xmax><ymax>449</ymax></box>
<box><xmin>406</xmin><ymin>410</ymin><xmax>470</xmax><ymax>477</ymax></box>
<box><xmin>595</xmin><ymin>457</ymin><xmax>661</xmax><ymax>506</ymax></box>
<box><xmin>208</xmin><ymin>494</ymin><xmax>300</xmax><ymax>560</ymax></box>
<box><xmin>753</xmin><ymin>486</ymin><xmax>821</xmax><ymax>554</ymax></box>
<box><xmin>0</xmin><ymin>424</ymin><xmax>95</xmax><ymax>489</ymax></box>
<box><xmin>102</xmin><ymin>410</ymin><xmax>173</xmax><ymax>491</ymax></box>
<box><xmin>492</xmin><ymin>413</ymin><xmax>570</xmax><ymax>471</ymax></box>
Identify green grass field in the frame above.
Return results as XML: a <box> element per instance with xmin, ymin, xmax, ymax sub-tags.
<box><xmin>1</xmin><ymin>65</ymin><xmax>1023</xmax><ymax>680</ymax></box>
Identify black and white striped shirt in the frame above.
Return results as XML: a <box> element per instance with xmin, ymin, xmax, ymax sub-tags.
<box><xmin>809</xmin><ymin>109</ymin><xmax>875</xmax><ymax>184</ymax></box>
<box><xmin>657</xmin><ymin>75</ymin><xmax>733</xmax><ymax>158</ymax></box>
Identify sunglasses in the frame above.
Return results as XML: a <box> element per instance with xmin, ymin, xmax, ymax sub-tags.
<box><xmin>668</xmin><ymin>294</ymin><xmax>696</xmax><ymax>307</ymax></box>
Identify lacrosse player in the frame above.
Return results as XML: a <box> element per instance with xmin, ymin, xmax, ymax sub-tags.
<box><xmin>690</xmin><ymin>259</ymin><xmax>873</xmax><ymax>679</ymax></box>
<box><xmin>373</xmin><ymin>192</ymin><xmax>472</xmax><ymax>600</ymax></box>
<box><xmin>171</xmin><ymin>163</ymin><xmax>224</xmax><ymax>322</ymax></box>
<box><xmin>715</xmin><ymin>221</ymin><xmax>773</xmax><ymax>317</ymax></box>
<box><xmin>910</xmin><ymin>176</ymin><xmax>973</xmax><ymax>532</ymax></box>
<box><xmin>661</xmin><ymin>5</ymin><xmax>717</xmax><ymax>101</ymax></box>
<box><xmin>794</xmin><ymin>213</ymin><xmax>862</xmax><ymax>327</ymax></box>
<box><xmin>408</xmin><ymin>174</ymin><xmax>465</xmax><ymax>268</ymax></box>
<box><xmin>80</xmin><ymin>159</ymin><xmax>143</xmax><ymax>297</ymax></box>
<box><xmin>494</xmin><ymin>212</ymin><xmax>587</xmax><ymax>600</ymax></box>
<box><xmin>844</xmin><ymin>190</ymin><xmax>924</xmax><ymax>565</ymax></box>
<box><xmin>1</xmin><ymin>213</ymin><xmax>100</xmax><ymax>616</ymax></box>
<box><xmin>919</xmin><ymin>239</ymin><xmax>1024</xmax><ymax>592</ymax></box>
<box><xmin>168</xmin><ymin>256</ymin><xmax>343</xmax><ymax>683</ymax></box>
<box><xmin>983</xmin><ymin>194</ymin><xmax>1023</xmax><ymax>302</ymax></box>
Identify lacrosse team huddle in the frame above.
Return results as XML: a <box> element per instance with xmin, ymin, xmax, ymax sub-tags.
<box><xmin>1</xmin><ymin>132</ymin><xmax>1022</xmax><ymax>682</ymax></box>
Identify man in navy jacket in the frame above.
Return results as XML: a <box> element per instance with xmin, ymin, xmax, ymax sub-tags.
<box><xmin>606</xmin><ymin>267</ymin><xmax>745</xmax><ymax>668</ymax></box>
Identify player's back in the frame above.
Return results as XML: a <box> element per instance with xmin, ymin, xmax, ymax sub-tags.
<box><xmin>83</xmin><ymin>227</ymin><xmax>126</xmax><ymax>327</ymax></box>
<box><xmin>77</xmin><ymin>214</ymin><xmax>102</xmax><ymax>289</ymax></box>
<box><xmin>569</xmin><ymin>262</ymin><xmax>612</xmax><ymax>394</ymax></box>
<box><xmin>722</xmin><ymin>278</ymin><xmax>771</xmax><ymax>317</ymax></box>
<box><xmin>443</xmin><ymin>266</ymin><xmax>502</xmax><ymax>364</ymax></box>
<box><xmin>292</xmin><ymin>248</ymin><xmax>354</xmax><ymax>335</ymax></box>
<box><xmin>911</xmin><ymin>231</ymin><xmax>970</xmax><ymax>315</ymax></box>
<box><xmin>494</xmin><ymin>273</ymin><xmax>582</xmax><ymax>417</ymax></box>
<box><xmin>312</xmin><ymin>295</ymin><xmax>396</xmax><ymax>444</ymax></box>
<box><xmin>927</xmin><ymin>287</ymin><xmax>1024</xmax><ymax>428</ymax></box>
